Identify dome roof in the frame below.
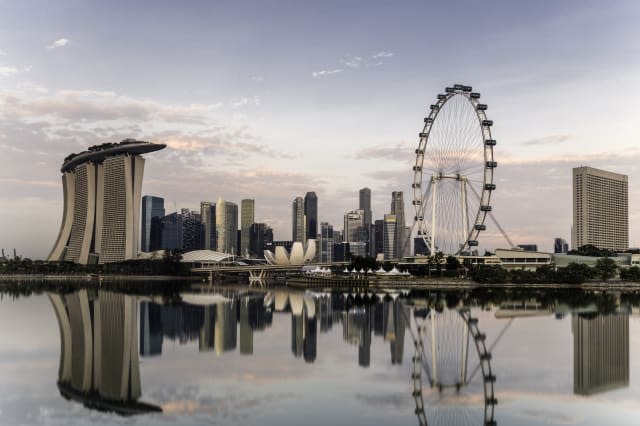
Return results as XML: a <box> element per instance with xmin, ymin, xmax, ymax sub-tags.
<box><xmin>181</xmin><ymin>250</ymin><xmax>234</xmax><ymax>263</ymax></box>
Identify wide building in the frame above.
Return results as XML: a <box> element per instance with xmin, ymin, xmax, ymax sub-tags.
<box><xmin>48</xmin><ymin>139</ymin><xmax>165</xmax><ymax>264</ymax></box>
<box><xmin>573</xmin><ymin>166</ymin><xmax>628</xmax><ymax>251</ymax></box>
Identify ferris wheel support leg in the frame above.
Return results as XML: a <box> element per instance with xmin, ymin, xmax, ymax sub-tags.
<box><xmin>431</xmin><ymin>312</ymin><xmax>437</xmax><ymax>385</ymax></box>
<box><xmin>460</xmin><ymin>320</ymin><xmax>470</xmax><ymax>384</ymax></box>
<box><xmin>430</xmin><ymin>178</ymin><xmax>437</xmax><ymax>257</ymax></box>
<box><xmin>460</xmin><ymin>178</ymin><xmax>469</xmax><ymax>250</ymax></box>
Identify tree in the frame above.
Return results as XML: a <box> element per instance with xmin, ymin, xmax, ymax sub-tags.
<box><xmin>445</xmin><ymin>256</ymin><xmax>460</xmax><ymax>271</ymax></box>
<box><xmin>621</xmin><ymin>266</ymin><xmax>640</xmax><ymax>281</ymax></box>
<box><xmin>594</xmin><ymin>257</ymin><xmax>617</xmax><ymax>282</ymax></box>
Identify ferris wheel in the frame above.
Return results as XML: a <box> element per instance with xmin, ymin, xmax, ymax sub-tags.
<box><xmin>412</xmin><ymin>84</ymin><xmax>496</xmax><ymax>256</ymax></box>
<box><xmin>410</xmin><ymin>306</ymin><xmax>497</xmax><ymax>426</ymax></box>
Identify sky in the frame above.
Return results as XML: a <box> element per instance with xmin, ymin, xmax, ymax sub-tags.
<box><xmin>1</xmin><ymin>0</ymin><xmax>640</xmax><ymax>259</ymax></box>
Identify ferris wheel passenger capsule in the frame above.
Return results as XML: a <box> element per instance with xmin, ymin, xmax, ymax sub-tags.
<box><xmin>482</xmin><ymin>119</ymin><xmax>493</xmax><ymax>126</ymax></box>
<box><xmin>486</xmin><ymin>161</ymin><xmax>497</xmax><ymax>168</ymax></box>
<box><xmin>476</xmin><ymin>104</ymin><xmax>487</xmax><ymax>111</ymax></box>
<box><xmin>485</xmin><ymin>139</ymin><xmax>496</xmax><ymax>146</ymax></box>
<box><xmin>470</xmin><ymin>92</ymin><xmax>481</xmax><ymax>99</ymax></box>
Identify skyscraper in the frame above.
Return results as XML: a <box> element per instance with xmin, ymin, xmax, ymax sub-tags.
<box><xmin>390</xmin><ymin>192</ymin><xmax>406</xmax><ymax>258</ymax></box>
<box><xmin>181</xmin><ymin>209</ymin><xmax>203</xmax><ymax>251</ymax></box>
<box><xmin>241</xmin><ymin>199</ymin><xmax>255</xmax><ymax>257</ymax></box>
<box><xmin>554</xmin><ymin>237</ymin><xmax>569</xmax><ymax>254</ymax></box>
<box><xmin>359</xmin><ymin>188</ymin><xmax>372</xmax><ymax>255</ymax></box>
<box><xmin>48</xmin><ymin>139</ymin><xmax>166</xmax><ymax>264</ymax></box>
<box><xmin>200</xmin><ymin>201</ymin><xmax>216</xmax><ymax>250</ymax></box>
<box><xmin>344</xmin><ymin>210</ymin><xmax>367</xmax><ymax>243</ymax></box>
<box><xmin>374</xmin><ymin>219</ymin><xmax>384</xmax><ymax>258</ymax></box>
<box><xmin>292</xmin><ymin>196</ymin><xmax>305</xmax><ymax>243</ymax></box>
<box><xmin>383</xmin><ymin>214</ymin><xmax>397</xmax><ymax>260</ymax></box>
<box><xmin>216</xmin><ymin>198</ymin><xmax>238</xmax><ymax>254</ymax></box>
<box><xmin>319</xmin><ymin>222</ymin><xmax>334</xmax><ymax>262</ymax></box>
<box><xmin>304</xmin><ymin>192</ymin><xmax>318</xmax><ymax>241</ymax></box>
<box><xmin>141</xmin><ymin>196</ymin><xmax>164</xmax><ymax>252</ymax></box>
<box><xmin>249</xmin><ymin>223</ymin><xmax>272</xmax><ymax>258</ymax></box>
<box><xmin>160</xmin><ymin>212</ymin><xmax>183</xmax><ymax>250</ymax></box>
<box><xmin>573</xmin><ymin>166</ymin><xmax>628</xmax><ymax>251</ymax></box>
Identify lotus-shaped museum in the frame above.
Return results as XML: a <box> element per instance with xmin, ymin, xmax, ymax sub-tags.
<box><xmin>264</xmin><ymin>240</ymin><xmax>316</xmax><ymax>265</ymax></box>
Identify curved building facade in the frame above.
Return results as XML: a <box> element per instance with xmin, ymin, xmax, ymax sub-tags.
<box><xmin>48</xmin><ymin>139</ymin><xmax>165</xmax><ymax>264</ymax></box>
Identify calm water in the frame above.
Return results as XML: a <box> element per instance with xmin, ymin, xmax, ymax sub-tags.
<box><xmin>1</xmin><ymin>283</ymin><xmax>640</xmax><ymax>425</ymax></box>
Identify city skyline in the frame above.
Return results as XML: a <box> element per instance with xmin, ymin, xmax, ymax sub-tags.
<box><xmin>2</xmin><ymin>1</ymin><xmax>640</xmax><ymax>258</ymax></box>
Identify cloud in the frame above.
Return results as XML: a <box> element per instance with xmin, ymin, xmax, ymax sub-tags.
<box><xmin>46</xmin><ymin>38</ymin><xmax>70</xmax><ymax>50</ymax></box>
<box><xmin>520</xmin><ymin>134</ymin><xmax>572</xmax><ymax>146</ymax></box>
<box><xmin>372</xmin><ymin>51</ymin><xmax>394</xmax><ymax>59</ymax></box>
<box><xmin>315</xmin><ymin>51</ymin><xmax>395</xmax><ymax>78</ymax></box>
<box><xmin>231</xmin><ymin>96</ymin><xmax>260</xmax><ymax>108</ymax></box>
<box><xmin>352</xmin><ymin>141</ymin><xmax>414</xmax><ymax>162</ymax></box>
<box><xmin>0</xmin><ymin>49</ymin><xmax>6</xmax><ymax>56</ymax></box>
<box><xmin>312</xmin><ymin>69</ymin><xmax>343</xmax><ymax>78</ymax></box>
<box><xmin>340</xmin><ymin>55</ymin><xmax>363</xmax><ymax>69</ymax></box>
<box><xmin>250</xmin><ymin>75</ymin><xmax>264</xmax><ymax>82</ymax></box>
<box><xmin>0</xmin><ymin>66</ymin><xmax>18</xmax><ymax>78</ymax></box>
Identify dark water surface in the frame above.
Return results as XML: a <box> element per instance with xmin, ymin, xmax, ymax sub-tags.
<box><xmin>1</xmin><ymin>283</ymin><xmax>639</xmax><ymax>425</ymax></box>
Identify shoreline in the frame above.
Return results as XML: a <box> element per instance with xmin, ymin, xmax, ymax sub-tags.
<box><xmin>0</xmin><ymin>274</ymin><xmax>199</xmax><ymax>282</ymax></box>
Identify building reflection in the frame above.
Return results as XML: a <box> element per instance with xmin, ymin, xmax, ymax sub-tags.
<box><xmin>136</xmin><ymin>290</ymin><xmax>408</xmax><ymax>368</ymax></box>
<box><xmin>48</xmin><ymin>290</ymin><xmax>161</xmax><ymax>415</ymax></box>
<box><xmin>572</xmin><ymin>312</ymin><xmax>629</xmax><ymax>395</ymax></box>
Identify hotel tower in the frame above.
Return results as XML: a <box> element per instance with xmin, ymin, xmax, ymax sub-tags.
<box><xmin>48</xmin><ymin>139</ymin><xmax>166</xmax><ymax>264</ymax></box>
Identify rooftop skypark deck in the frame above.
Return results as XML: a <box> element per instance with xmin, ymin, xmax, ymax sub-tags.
<box><xmin>61</xmin><ymin>139</ymin><xmax>166</xmax><ymax>173</ymax></box>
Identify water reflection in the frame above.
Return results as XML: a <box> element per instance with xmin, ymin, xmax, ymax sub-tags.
<box><xmin>48</xmin><ymin>290</ymin><xmax>161</xmax><ymax>415</ymax></box>
<box><xmin>573</xmin><ymin>312</ymin><xmax>629</xmax><ymax>395</ymax></box>
<box><xmin>39</xmin><ymin>285</ymin><xmax>638</xmax><ymax>424</ymax></box>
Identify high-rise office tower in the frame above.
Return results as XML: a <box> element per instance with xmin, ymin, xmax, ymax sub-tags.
<box><xmin>374</xmin><ymin>219</ymin><xmax>384</xmax><ymax>257</ymax></box>
<box><xmin>359</xmin><ymin>188</ymin><xmax>372</xmax><ymax>227</ymax></box>
<box><xmin>181</xmin><ymin>209</ymin><xmax>203</xmax><ymax>251</ymax></box>
<box><xmin>319</xmin><ymin>222</ymin><xmax>334</xmax><ymax>262</ymax></box>
<box><xmin>573</xmin><ymin>166</ymin><xmax>628</xmax><ymax>251</ymax></box>
<box><xmin>344</xmin><ymin>209</ymin><xmax>367</xmax><ymax>243</ymax></box>
<box><xmin>390</xmin><ymin>192</ymin><xmax>406</xmax><ymax>258</ymax></box>
<box><xmin>160</xmin><ymin>212</ymin><xmax>183</xmax><ymax>250</ymax></box>
<box><xmin>292</xmin><ymin>196</ymin><xmax>305</xmax><ymax>243</ymax></box>
<box><xmin>359</xmin><ymin>188</ymin><xmax>372</xmax><ymax>255</ymax></box>
<box><xmin>48</xmin><ymin>139</ymin><xmax>166</xmax><ymax>264</ymax></box>
<box><xmin>383</xmin><ymin>214</ymin><xmax>397</xmax><ymax>260</ymax></box>
<box><xmin>304</xmin><ymin>192</ymin><xmax>318</xmax><ymax>241</ymax></box>
<box><xmin>554</xmin><ymin>237</ymin><xmax>569</xmax><ymax>254</ymax></box>
<box><xmin>249</xmin><ymin>223</ymin><xmax>272</xmax><ymax>258</ymax></box>
<box><xmin>141</xmin><ymin>196</ymin><xmax>164</xmax><ymax>252</ymax></box>
<box><xmin>200</xmin><ymin>201</ymin><xmax>216</xmax><ymax>250</ymax></box>
<box><xmin>241</xmin><ymin>199</ymin><xmax>255</xmax><ymax>257</ymax></box>
<box><xmin>216</xmin><ymin>198</ymin><xmax>238</xmax><ymax>254</ymax></box>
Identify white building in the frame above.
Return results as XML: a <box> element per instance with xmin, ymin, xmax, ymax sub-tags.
<box><xmin>573</xmin><ymin>166</ymin><xmax>628</xmax><ymax>251</ymax></box>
